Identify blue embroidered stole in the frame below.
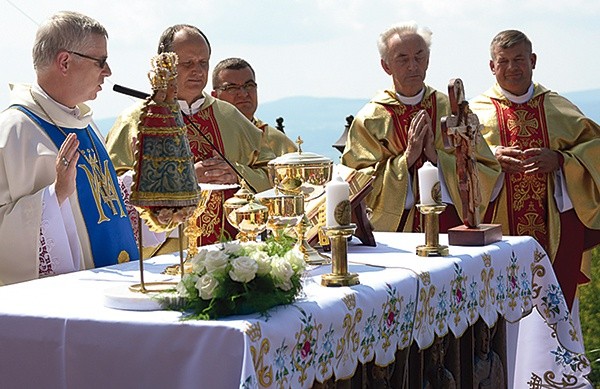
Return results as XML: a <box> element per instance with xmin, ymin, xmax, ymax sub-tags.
<box><xmin>13</xmin><ymin>105</ymin><xmax>139</xmax><ymax>267</ymax></box>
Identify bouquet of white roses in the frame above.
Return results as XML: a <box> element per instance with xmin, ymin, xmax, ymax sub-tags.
<box><xmin>161</xmin><ymin>236</ymin><xmax>306</xmax><ymax>320</ymax></box>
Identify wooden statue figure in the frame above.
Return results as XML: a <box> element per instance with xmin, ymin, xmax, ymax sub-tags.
<box><xmin>473</xmin><ymin>320</ymin><xmax>505</xmax><ymax>389</ymax></box>
<box><xmin>424</xmin><ymin>336</ymin><xmax>457</xmax><ymax>389</ymax></box>
<box><xmin>442</xmin><ymin>78</ymin><xmax>483</xmax><ymax>228</ymax></box>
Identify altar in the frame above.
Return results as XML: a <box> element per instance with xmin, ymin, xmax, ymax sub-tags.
<box><xmin>0</xmin><ymin>233</ymin><xmax>591</xmax><ymax>388</ymax></box>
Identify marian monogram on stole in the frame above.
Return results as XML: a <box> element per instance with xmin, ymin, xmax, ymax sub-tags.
<box><xmin>493</xmin><ymin>95</ymin><xmax>550</xmax><ymax>250</ymax></box>
<box><xmin>79</xmin><ymin>148</ymin><xmax>126</xmax><ymax>224</ymax></box>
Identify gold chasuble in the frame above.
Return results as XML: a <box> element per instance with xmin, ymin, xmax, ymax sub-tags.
<box><xmin>471</xmin><ymin>83</ymin><xmax>600</xmax><ymax>306</ymax></box>
<box><xmin>341</xmin><ymin>86</ymin><xmax>501</xmax><ymax>233</ymax></box>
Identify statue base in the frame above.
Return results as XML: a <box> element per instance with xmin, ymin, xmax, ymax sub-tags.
<box><xmin>448</xmin><ymin>224</ymin><xmax>502</xmax><ymax>246</ymax></box>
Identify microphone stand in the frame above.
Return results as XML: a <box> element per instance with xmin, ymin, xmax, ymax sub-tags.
<box><xmin>112</xmin><ymin>84</ymin><xmax>256</xmax><ymax>193</ymax></box>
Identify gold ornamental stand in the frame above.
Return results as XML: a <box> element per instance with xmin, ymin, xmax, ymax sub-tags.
<box><xmin>416</xmin><ymin>204</ymin><xmax>449</xmax><ymax>257</ymax></box>
<box><xmin>321</xmin><ymin>224</ymin><xmax>360</xmax><ymax>287</ymax></box>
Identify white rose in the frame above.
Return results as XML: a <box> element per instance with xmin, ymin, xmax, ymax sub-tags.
<box><xmin>195</xmin><ymin>273</ymin><xmax>219</xmax><ymax>300</ymax></box>
<box><xmin>249</xmin><ymin>250</ymin><xmax>272</xmax><ymax>276</ymax></box>
<box><xmin>191</xmin><ymin>249</ymin><xmax>209</xmax><ymax>273</ymax></box>
<box><xmin>204</xmin><ymin>250</ymin><xmax>229</xmax><ymax>275</ymax></box>
<box><xmin>229</xmin><ymin>256</ymin><xmax>258</xmax><ymax>283</ymax></box>
<box><xmin>271</xmin><ymin>256</ymin><xmax>294</xmax><ymax>291</ymax></box>
<box><xmin>223</xmin><ymin>242</ymin><xmax>242</xmax><ymax>256</ymax></box>
<box><xmin>240</xmin><ymin>241</ymin><xmax>267</xmax><ymax>256</ymax></box>
<box><xmin>284</xmin><ymin>248</ymin><xmax>305</xmax><ymax>272</ymax></box>
<box><xmin>176</xmin><ymin>274</ymin><xmax>199</xmax><ymax>298</ymax></box>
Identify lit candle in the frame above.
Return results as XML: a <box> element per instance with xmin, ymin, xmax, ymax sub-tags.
<box><xmin>325</xmin><ymin>173</ymin><xmax>350</xmax><ymax>227</ymax></box>
<box><xmin>418</xmin><ymin>161</ymin><xmax>439</xmax><ymax>206</ymax></box>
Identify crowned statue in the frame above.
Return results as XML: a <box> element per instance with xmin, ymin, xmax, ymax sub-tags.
<box><xmin>129</xmin><ymin>52</ymin><xmax>200</xmax><ymax>232</ymax></box>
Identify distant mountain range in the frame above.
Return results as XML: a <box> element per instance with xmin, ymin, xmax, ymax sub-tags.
<box><xmin>96</xmin><ymin>88</ymin><xmax>600</xmax><ymax>162</ymax></box>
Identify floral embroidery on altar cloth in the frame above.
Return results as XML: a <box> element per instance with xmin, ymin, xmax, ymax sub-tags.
<box><xmin>238</xmin><ymin>239</ymin><xmax>591</xmax><ymax>388</ymax></box>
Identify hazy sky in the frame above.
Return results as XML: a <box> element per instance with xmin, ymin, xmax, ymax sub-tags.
<box><xmin>1</xmin><ymin>0</ymin><xmax>598</xmax><ymax>120</ymax></box>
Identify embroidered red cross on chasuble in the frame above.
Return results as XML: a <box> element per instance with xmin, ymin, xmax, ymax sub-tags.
<box><xmin>491</xmin><ymin>95</ymin><xmax>598</xmax><ymax>308</ymax></box>
<box><xmin>493</xmin><ymin>95</ymin><xmax>550</xmax><ymax>251</ymax></box>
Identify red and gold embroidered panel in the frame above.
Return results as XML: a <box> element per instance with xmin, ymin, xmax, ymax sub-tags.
<box><xmin>184</xmin><ymin>106</ymin><xmax>237</xmax><ymax>245</ymax></box>
<box><xmin>381</xmin><ymin>94</ymin><xmax>437</xmax><ymax>232</ymax></box>
<box><xmin>492</xmin><ymin>95</ymin><xmax>550</xmax><ymax>250</ymax></box>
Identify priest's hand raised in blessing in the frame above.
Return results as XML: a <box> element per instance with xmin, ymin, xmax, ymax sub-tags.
<box><xmin>194</xmin><ymin>151</ymin><xmax>239</xmax><ymax>185</ymax></box>
<box><xmin>55</xmin><ymin>133</ymin><xmax>80</xmax><ymax>205</ymax></box>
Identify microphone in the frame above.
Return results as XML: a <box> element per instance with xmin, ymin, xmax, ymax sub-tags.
<box><xmin>112</xmin><ymin>84</ymin><xmax>256</xmax><ymax>193</ymax></box>
<box><xmin>113</xmin><ymin>84</ymin><xmax>150</xmax><ymax>100</ymax></box>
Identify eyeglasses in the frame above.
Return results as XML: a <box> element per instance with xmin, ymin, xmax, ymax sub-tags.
<box><xmin>217</xmin><ymin>81</ymin><xmax>257</xmax><ymax>94</ymax></box>
<box><xmin>68</xmin><ymin>51</ymin><xmax>108</xmax><ymax>68</ymax></box>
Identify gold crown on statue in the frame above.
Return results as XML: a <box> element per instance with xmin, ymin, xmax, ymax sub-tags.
<box><xmin>148</xmin><ymin>52</ymin><xmax>179</xmax><ymax>91</ymax></box>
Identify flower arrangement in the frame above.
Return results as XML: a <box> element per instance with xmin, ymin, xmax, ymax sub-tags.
<box><xmin>161</xmin><ymin>236</ymin><xmax>306</xmax><ymax>320</ymax></box>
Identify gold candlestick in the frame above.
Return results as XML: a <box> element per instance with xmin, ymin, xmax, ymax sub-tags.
<box><xmin>416</xmin><ymin>204</ymin><xmax>449</xmax><ymax>256</ymax></box>
<box><xmin>321</xmin><ymin>224</ymin><xmax>360</xmax><ymax>287</ymax></box>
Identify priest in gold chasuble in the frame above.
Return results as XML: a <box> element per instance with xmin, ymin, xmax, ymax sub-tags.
<box><xmin>470</xmin><ymin>30</ymin><xmax>600</xmax><ymax>308</ymax></box>
<box><xmin>341</xmin><ymin>22</ymin><xmax>500</xmax><ymax>234</ymax></box>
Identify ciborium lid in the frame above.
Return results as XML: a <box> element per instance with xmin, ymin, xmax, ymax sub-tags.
<box><xmin>267</xmin><ymin>137</ymin><xmax>333</xmax><ymax>199</ymax></box>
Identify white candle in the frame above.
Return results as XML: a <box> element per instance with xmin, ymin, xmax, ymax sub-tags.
<box><xmin>418</xmin><ymin>161</ymin><xmax>439</xmax><ymax>206</ymax></box>
<box><xmin>325</xmin><ymin>173</ymin><xmax>350</xmax><ymax>227</ymax></box>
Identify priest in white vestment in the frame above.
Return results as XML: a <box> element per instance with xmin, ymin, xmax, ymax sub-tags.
<box><xmin>0</xmin><ymin>11</ymin><xmax>140</xmax><ymax>286</ymax></box>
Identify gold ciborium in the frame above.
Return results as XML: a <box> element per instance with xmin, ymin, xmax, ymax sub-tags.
<box><xmin>256</xmin><ymin>193</ymin><xmax>304</xmax><ymax>241</ymax></box>
<box><xmin>267</xmin><ymin>137</ymin><xmax>333</xmax><ymax>265</ymax></box>
<box><xmin>231</xmin><ymin>198</ymin><xmax>269</xmax><ymax>242</ymax></box>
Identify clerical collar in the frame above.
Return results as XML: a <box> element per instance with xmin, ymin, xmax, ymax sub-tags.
<box><xmin>33</xmin><ymin>83</ymin><xmax>81</xmax><ymax>118</ymax></box>
<box><xmin>395</xmin><ymin>88</ymin><xmax>425</xmax><ymax>106</ymax></box>
<box><xmin>500</xmin><ymin>83</ymin><xmax>534</xmax><ymax>104</ymax></box>
<box><xmin>178</xmin><ymin>97</ymin><xmax>205</xmax><ymax>115</ymax></box>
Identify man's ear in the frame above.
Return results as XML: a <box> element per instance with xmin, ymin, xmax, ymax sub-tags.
<box><xmin>530</xmin><ymin>53</ymin><xmax>537</xmax><ymax>70</ymax></box>
<box><xmin>56</xmin><ymin>51</ymin><xmax>70</xmax><ymax>74</ymax></box>
<box><xmin>489</xmin><ymin>60</ymin><xmax>496</xmax><ymax>75</ymax></box>
<box><xmin>380</xmin><ymin>58</ymin><xmax>392</xmax><ymax>76</ymax></box>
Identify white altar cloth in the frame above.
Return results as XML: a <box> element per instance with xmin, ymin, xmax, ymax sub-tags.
<box><xmin>0</xmin><ymin>232</ymin><xmax>591</xmax><ymax>388</ymax></box>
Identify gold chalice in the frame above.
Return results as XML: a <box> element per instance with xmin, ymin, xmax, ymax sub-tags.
<box><xmin>231</xmin><ymin>199</ymin><xmax>269</xmax><ymax>242</ymax></box>
<box><xmin>257</xmin><ymin>193</ymin><xmax>304</xmax><ymax>241</ymax></box>
<box><xmin>223</xmin><ymin>192</ymin><xmax>250</xmax><ymax>241</ymax></box>
<box><xmin>267</xmin><ymin>137</ymin><xmax>333</xmax><ymax>265</ymax></box>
